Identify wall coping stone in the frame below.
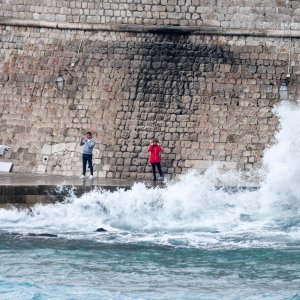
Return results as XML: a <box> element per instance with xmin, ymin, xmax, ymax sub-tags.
<box><xmin>0</xmin><ymin>18</ymin><xmax>299</xmax><ymax>38</ymax></box>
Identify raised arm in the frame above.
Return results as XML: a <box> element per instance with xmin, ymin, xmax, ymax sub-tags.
<box><xmin>87</xmin><ymin>139</ymin><xmax>96</xmax><ymax>147</ymax></box>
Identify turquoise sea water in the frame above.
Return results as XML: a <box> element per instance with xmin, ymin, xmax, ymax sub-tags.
<box><xmin>0</xmin><ymin>233</ymin><xmax>300</xmax><ymax>300</ymax></box>
<box><xmin>0</xmin><ymin>104</ymin><xmax>300</xmax><ymax>299</ymax></box>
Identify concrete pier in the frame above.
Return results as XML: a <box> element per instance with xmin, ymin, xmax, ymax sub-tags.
<box><xmin>0</xmin><ymin>173</ymin><xmax>146</xmax><ymax>208</ymax></box>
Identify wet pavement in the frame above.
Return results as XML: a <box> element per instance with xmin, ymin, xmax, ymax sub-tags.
<box><xmin>0</xmin><ymin>172</ymin><xmax>143</xmax><ymax>187</ymax></box>
<box><xmin>0</xmin><ymin>172</ymin><xmax>154</xmax><ymax>207</ymax></box>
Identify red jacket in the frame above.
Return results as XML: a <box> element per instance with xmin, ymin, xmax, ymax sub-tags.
<box><xmin>148</xmin><ymin>144</ymin><xmax>163</xmax><ymax>163</ymax></box>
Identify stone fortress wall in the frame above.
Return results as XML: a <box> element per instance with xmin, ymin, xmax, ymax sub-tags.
<box><xmin>0</xmin><ymin>0</ymin><xmax>300</xmax><ymax>179</ymax></box>
<box><xmin>1</xmin><ymin>0</ymin><xmax>300</xmax><ymax>30</ymax></box>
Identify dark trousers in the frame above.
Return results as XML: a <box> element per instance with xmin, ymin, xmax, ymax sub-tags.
<box><xmin>82</xmin><ymin>153</ymin><xmax>93</xmax><ymax>176</ymax></box>
<box><xmin>151</xmin><ymin>163</ymin><xmax>163</xmax><ymax>180</ymax></box>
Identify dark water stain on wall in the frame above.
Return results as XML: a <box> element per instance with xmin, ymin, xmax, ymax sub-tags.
<box><xmin>114</xmin><ymin>34</ymin><xmax>236</xmax><ymax>173</ymax></box>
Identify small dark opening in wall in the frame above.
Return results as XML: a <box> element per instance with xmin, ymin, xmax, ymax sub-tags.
<box><xmin>44</xmin><ymin>157</ymin><xmax>48</xmax><ymax>161</ymax></box>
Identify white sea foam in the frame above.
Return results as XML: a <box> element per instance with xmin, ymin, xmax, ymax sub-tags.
<box><xmin>0</xmin><ymin>103</ymin><xmax>299</xmax><ymax>248</ymax></box>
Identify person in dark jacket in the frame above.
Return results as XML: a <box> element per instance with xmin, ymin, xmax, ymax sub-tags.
<box><xmin>80</xmin><ymin>131</ymin><xmax>96</xmax><ymax>179</ymax></box>
<box><xmin>148</xmin><ymin>138</ymin><xmax>164</xmax><ymax>181</ymax></box>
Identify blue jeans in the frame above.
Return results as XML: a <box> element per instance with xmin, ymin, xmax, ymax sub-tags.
<box><xmin>82</xmin><ymin>153</ymin><xmax>93</xmax><ymax>176</ymax></box>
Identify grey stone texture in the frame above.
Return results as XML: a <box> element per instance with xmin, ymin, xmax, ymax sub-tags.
<box><xmin>0</xmin><ymin>0</ymin><xmax>298</xmax><ymax>29</ymax></box>
<box><xmin>0</xmin><ymin>1</ymin><xmax>299</xmax><ymax>179</ymax></box>
<box><xmin>1</xmin><ymin>25</ymin><xmax>298</xmax><ymax>179</ymax></box>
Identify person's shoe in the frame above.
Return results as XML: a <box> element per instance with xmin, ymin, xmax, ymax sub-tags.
<box><xmin>89</xmin><ymin>175</ymin><xmax>94</xmax><ymax>179</ymax></box>
<box><xmin>158</xmin><ymin>176</ymin><xmax>164</xmax><ymax>181</ymax></box>
<box><xmin>79</xmin><ymin>175</ymin><xmax>85</xmax><ymax>179</ymax></box>
<box><xmin>153</xmin><ymin>177</ymin><xmax>157</xmax><ymax>181</ymax></box>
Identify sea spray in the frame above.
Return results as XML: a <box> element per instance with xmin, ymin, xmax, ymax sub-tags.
<box><xmin>0</xmin><ymin>103</ymin><xmax>299</xmax><ymax>248</ymax></box>
<box><xmin>259</xmin><ymin>103</ymin><xmax>300</xmax><ymax>214</ymax></box>
<box><xmin>254</xmin><ymin>103</ymin><xmax>300</xmax><ymax>235</ymax></box>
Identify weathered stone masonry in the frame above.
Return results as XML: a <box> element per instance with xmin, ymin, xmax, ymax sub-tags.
<box><xmin>1</xmin><ymin>0</ymin><xmax>300</xmax><ymax>30</ymax></box>
<box><xmin>1</xmin><ymin>1</ymin><xmax>300</xmax><ymax>179</ymax></box>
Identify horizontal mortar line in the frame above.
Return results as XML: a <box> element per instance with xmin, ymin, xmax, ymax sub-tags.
<box><xmin>0</xmin><ymin>18</ymin><xmax>299</xmax><ymax>38</ymax></box>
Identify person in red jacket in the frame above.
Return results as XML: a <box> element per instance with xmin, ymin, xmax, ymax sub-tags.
<box><xmin>148</xmin><ymin>138</ymin><xmax>164</xmax><ymax>181</ymax></box>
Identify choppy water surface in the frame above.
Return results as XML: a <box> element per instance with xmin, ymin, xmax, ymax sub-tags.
<box><xmin>0</xmin><ymin>103</ymin><xmax>300</xmax><ymax>300</ymax></box>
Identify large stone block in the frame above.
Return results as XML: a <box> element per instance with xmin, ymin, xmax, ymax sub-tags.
<box><xmin>36</xmin><ymin>165</ymin><xmax>46</xmax><ymax>173</ymax></box>
<box><xmin>41</xmin><ymin>144</ymin><xmax>52</xmax><ymax>155</ymax></box>
<box><xmin>52</xmin><ymin>143</ymin><xmax>66</xmax><ymax>154</ymax></box>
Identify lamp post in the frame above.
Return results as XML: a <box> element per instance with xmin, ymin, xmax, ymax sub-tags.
<box><xmin>279</xmin><ymin>79</ymin><xmax>288</xmax><ymax>100</ymax></box>
<box><xmin>55</xmin><ymin>73</ymin><xmax>64</xmax><ymax>91</ymax></box>
<box><xmin>279</xmin><ymin>73</ymin><xmax>290</xmax><ymax>101</ymax></box>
